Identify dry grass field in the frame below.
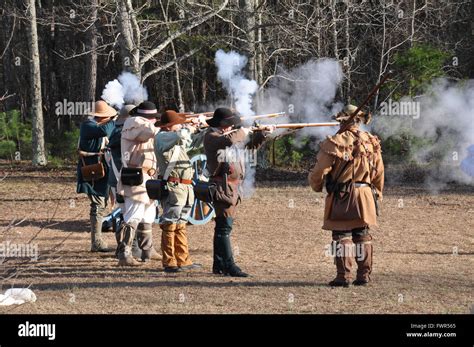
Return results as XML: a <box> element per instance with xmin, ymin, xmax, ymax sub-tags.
<box><xmin>0</xmin><ymin>167</ymin><xmax>472</xmax><ymax>314</ymax></box>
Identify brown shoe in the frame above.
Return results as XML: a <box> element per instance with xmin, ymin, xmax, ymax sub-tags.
<box><xmin>118</xmin><ymin>257</ymin><xmax>141</xmax><ymax>267</ymax></box>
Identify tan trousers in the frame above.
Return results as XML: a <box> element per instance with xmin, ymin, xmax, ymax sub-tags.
<box><xmin>160</xmin><ymin>223</ymin><xmax>193</xmax><ymax>268</ymax></box>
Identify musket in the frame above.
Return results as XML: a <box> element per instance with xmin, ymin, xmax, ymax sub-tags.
<box><xmin>183</xmin><ymin>111</ymin><xmax>287</xmax><ymax>125</ymax></box>
<box><xmin>252</xmin><ymin>122</ymin><xmax>339</xmax><ymax>130</ymax></box>
<box><xmin>346</xmin><ymin>72</ymin><xmax>392</xmax><ymax>123</ymax></box>
<box><xmin>184</xmin><ymin>112</ymin><xmax>214</xmax><ymax>118</ymax></box>
<box><xmin>184</xmin><ymin>111</ymin><xmax>286</xmax><ymax>121</ymax></box>
<box><xmin>241</xmin><ymin>112</ymin><xmax>286</xmax><ymax>120</ymax></box>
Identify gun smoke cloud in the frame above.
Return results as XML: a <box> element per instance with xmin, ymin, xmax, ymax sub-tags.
<box><xmin>215</xmin><ymin>49</ymin><xmax>258</xmax><ymax>117</ymax></box>
<box><xmin>101</xmin><ymin>72</ymin><xmax>148</xmax><ymax>109</ymax></box>
<box><xmin>258</xmin><ymin>58</ymin><xmax>344</xmax><ymax>137</ymax></box>
<box><xmin>372</xmin><ymin>78</ymin><xmax>474</xmax><ymax>187</ymax></box>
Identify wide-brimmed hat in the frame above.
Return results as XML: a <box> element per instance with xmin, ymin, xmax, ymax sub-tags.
<box><xmin>207</xmin><ymin>108</ymin><xmax>242</xmax><ymax>128</ymax></box>
<box><xmin>116</xmin><ymin>104</ymin><xmax>135</xmax><ymax>125</ymax></box>
<box><xmin>89</xmin><ymin>100</ymin><xmax>117</xmax><ymax>118</ymax></box>
<box><xmin>156</xmin><ymin>110</ymin><xmax>187</xmax><ymax>128</ymax></box>
<box><xmin>130</xmin><ymin>101</ymin><xmax>160</xmax><ymax>118</ymax></box>
<box><xmin>333</xmin><ymin>104</ymin><xmax>372</xmax><ymax>124</ymax></box>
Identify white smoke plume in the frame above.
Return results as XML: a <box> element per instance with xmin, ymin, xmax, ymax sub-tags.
<box><xmin>101</xmin><ymin>79</ymin><xmax>124</xmax><ymax>109</ymax></box>
<box><xmin>101</xmin><ymin>72</ymin><xmax>148</xmax><ymax>109</ymax></box>
<box><xmin>372</xmin><ymin>78</ymin><xmax>474</xmax><ymax>186</ymax></box>
<box><xmin>214</xmin><ymin>50</ymin><xmax>260</xmax><ymax>197</ymax></box>
<box><xmin>119</xmin><ymin>72</ymin><xmax>148</xmax><ymax>106</ymax></box>
<box><xmin>215</xmin><ymin>49</ymin><xmax>258</xmax><ymax>117</ymax></box>
<box><xmin>258</xmin><ymin>58</ymin><xmax>344</xmax><ymax>140</ymax></box>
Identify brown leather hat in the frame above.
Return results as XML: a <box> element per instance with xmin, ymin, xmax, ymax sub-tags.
<box><xmin>156</xmin><ymin>110</ymin><xmax>187</xmax><ymax>128</ymax></box>
<box><xmin>89</xmin><ymin>100</ymin><xmax>117</xmax><ymax>118</ymax></box>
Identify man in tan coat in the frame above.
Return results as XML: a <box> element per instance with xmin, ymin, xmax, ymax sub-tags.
<box><xmin>309</xmin><ymin>104</ymin><xmax>384</xmax><ymax>287</ymax></box>
<box><xmin>116</xmin><ymin>101</ymin><xmax>160</xmax><ymax>266</ymax></box>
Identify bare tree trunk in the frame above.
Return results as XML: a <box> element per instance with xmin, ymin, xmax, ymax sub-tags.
<box><xmin>84</xmin><ymin>0</ymin><xmax>98</xmax><ymax>103</ymax></box>
<box><xmin>330</xmin><ymin>0</ymin><xmax>338</xmax><ymax>60</ymax></box>
<box><xmin>316</xmin><ymin>1</ymin><xmax>322</xmax><ymax>57</ymax></box>
<box><xmin>240</xmin><ymin>0</ymin><xmax>256</xmax><ymax>81</ymax></box>
<box><xmin>374</xmin><ymin>2</ymin><xmax>387</xmax><ymax>109</ymax></box>
<box><xmin>344</xmin><ymin>2</ymin><xmax>351</xmax><ymax>103</ymax></box>
<box><xmin>25</xmin><ymin>0</ymin><xmax>47</xmax><ymax>166</ymax></box>
<box><xmin>117</xmin><ymin>0</ymin><xmax>141</xmax><ymax>77</ymax></box>
<box><xmin>255</xmin><ymin>0</ymin><xmax>264</xmax><ymax>110</ymax></box>
<box><xmin>408</xmin><ymin>0</ymin><xmax>416</xmax><ymax>47</ymax></box>
<box><xmin>471</xmin><ymin>0</ymin><xmax>474</xmax><ymax>78</ymax></box>
<box><xmin>172</xmin><ymin>42</ymin><xmax>185</xmax><ymax>112</ymax></box>
<box><xmin>190</xmin><ymin>62</ymin><xmax>196</xmax><ymax>110</ymax></box>
<box><xmin>330</xmin><ymin>0</ymin><xmax>342</xmax><ymax>97</ymax></box>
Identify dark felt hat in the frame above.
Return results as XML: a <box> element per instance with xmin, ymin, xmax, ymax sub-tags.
<box><xmin>130</xmin><ymin>101</ymin><xmax>160</xmax><ymax>118</ymax></box>
<box><xmin>206</xmin><ymin>107</ymin><xmax>241</xmax><ymax>128</ymax></box>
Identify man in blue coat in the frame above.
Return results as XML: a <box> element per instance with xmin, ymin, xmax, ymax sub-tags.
<box><xmin>77</xmin><ymin>100</ymin><xmax>117</xmax><ymax>252</ymax></box>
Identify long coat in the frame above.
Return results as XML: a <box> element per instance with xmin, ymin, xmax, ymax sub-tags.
<box><xmin>308</xmin><ymin>126</ymin><xmax>384</xmax><ymax>231</ymax></box>
<box><xmin>116</xmin><ymin>116</ymin><xmax>159</xmax><ymax>204</ymax></box>
<box><xmin>76</xmin><ymin>119</ymin><xmax>115</xmax><ymax>197</ymax></box>
<box><xmin>203</xmin><ymin>127</ymin><xmax>266</xmax><ymax>217</ymax></box>
<box><xmin>107</xmin><ymin>123</ymin><xmax>123</xmax><ymax>188</ymax></box>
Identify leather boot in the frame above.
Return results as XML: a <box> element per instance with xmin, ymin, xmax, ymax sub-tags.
<box><xmin>137</xmin><ymin>223</ymin><xmax>162</xmax><ymax>262</ymax></box>
<box><xmin>212</xmin><ymin>232</ymin><xmax>224</xmax><ymax>274</ymax></box>
<box><xmin>115</xmin><ymin>219</ymin><xmax>142</xmax><ymax>259</ymax></box>
<box><xmin>353</xmin><ymin>234</ymin><xmax>373</xmax><ymax>286</ymax></box>
<box><xmin>175</xmin><ymin>223</ymin><xmax>193</xmax><ymax>267</ymax></box>
<box><xmin>328</xmin><ymin>238</ymin><xmax>354</xmax><ymax>287</ymax></box>
<box><xmin>160</xmin><ymin>224</ymin><xmax>178</xmax><ymax>269</ymax></box>
<box><xmin>90</xmin><ymin>199</ymin><xmax>110</xmax><ymax>252</ymax></box>
<box><xmin>117</xmin><ymin>223</ymin><xmax>140</xmax><ymax>266</ymax></box>
<box><xmin>131</xmin><ymin>236</ymin><xmax>142</xmax><ymax>259</ymax></box>
<box><xmin>91</xmin><ymin>230</ymin><xmax>110</xmax><ymax>252</ymax></box>
<box><xmin>137</xmin><ymin>223</ymin><xmax>153</xmax><ymax>262</ymax></box>
<box><xmin>214</xmin><ymin>217</ymin><xmax>247</xmax><ymax>277</ymax></box>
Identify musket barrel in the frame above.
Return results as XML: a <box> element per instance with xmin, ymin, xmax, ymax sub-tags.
<box><xmin>274</xmin><ymin>122</ymin><xmax>339</xmax><ymax>128</ymax></box>
<box><xmin>241</xmin><ymin>112</ymin><xmax>285</xmax><ymax>120</ymax></box>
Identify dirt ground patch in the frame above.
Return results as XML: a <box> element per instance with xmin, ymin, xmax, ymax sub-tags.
<box><xmin>0</xmin><ymin>169</ymin><xmax>472</xmax><ymax>314</ymax></box>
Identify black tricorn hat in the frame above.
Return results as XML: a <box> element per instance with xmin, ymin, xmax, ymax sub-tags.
<box><xmin>207</xmin><ymin>107</ymin><xmax>242</xmax><ymax>128</ymax></box>
<box><xmin>130</xmin><ymin>101</ymin><xmax>160</xmax><ymax>118</ymax></box>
